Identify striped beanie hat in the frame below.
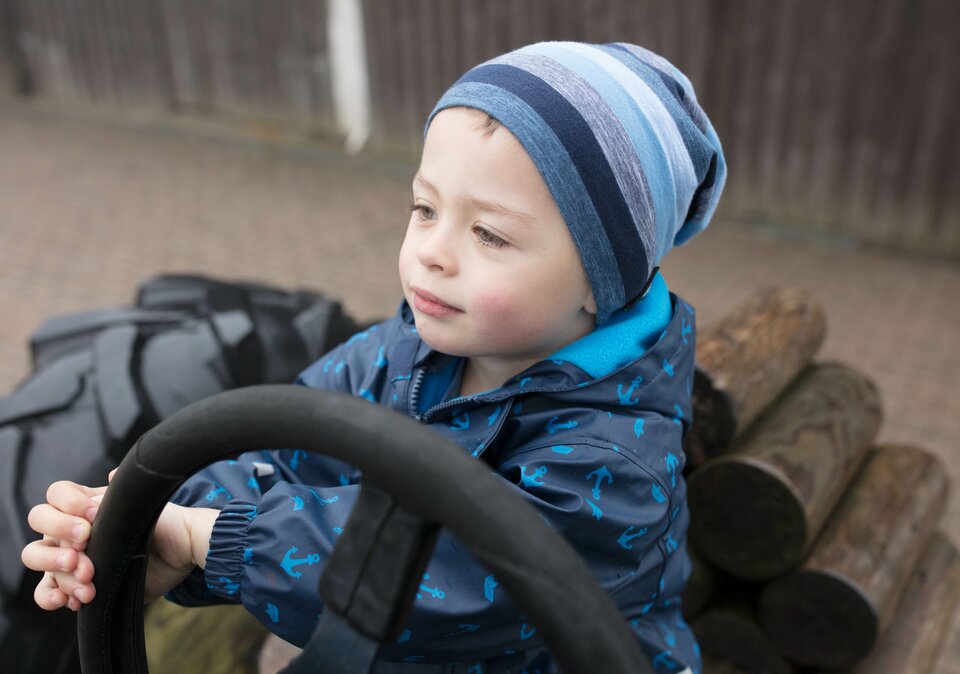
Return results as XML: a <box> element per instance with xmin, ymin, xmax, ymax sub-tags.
<box><xmin>426</xmin><ymin>41</ymin><xmax>727</xmax><ymax>324</ymax></box>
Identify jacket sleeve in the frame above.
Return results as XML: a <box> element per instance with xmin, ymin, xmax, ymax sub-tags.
<box><xmin>178</xmin><ymin>438</ymin><xmax>680</xmax><ymax>664</ymax></box>
<box><xmin>164</xmin><ymin>323</ymin><xmax>391</xmax><ymax>606</ymax></box>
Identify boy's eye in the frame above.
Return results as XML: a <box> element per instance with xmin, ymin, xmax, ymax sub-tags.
<box><xmin>408</xmin><ymin>203</ymin><xmax>436</xmax><ymax>221</ymax></box>
<box><xmin>473</xmin><ymin>225</ymin><xmax>507</xmax><ymax>249</ymax></box>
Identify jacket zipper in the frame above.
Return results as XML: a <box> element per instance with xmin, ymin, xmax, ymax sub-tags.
<box><xmin>409</xmin><ymin>367</ymin><xmax>483</xmax><ymax>422</ymax></box>
<box><xmin>420</xmin><ymin>394</ymin><xmax>478</xmax><ymax>422</ymax></box>
<box><xmin>408</xmin><ymin>367</ymin><xmax>426</xmax><ymax>420</ymax></box>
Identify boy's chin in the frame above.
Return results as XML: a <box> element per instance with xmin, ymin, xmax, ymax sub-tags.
<box><xmin>411</xmin><ymin>320</ymin><xmax>457</xmax><ymax>353</ymax></box>
<box><xmin>417</xmin><ymin>333</ymin><xmax>469</xmax><ymax>359</ymax></box>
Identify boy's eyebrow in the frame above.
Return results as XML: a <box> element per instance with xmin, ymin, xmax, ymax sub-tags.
<box><xmin>414</xmin><ymin>173</ymin><xmax>536</xmax><ymax>224</ymax></box>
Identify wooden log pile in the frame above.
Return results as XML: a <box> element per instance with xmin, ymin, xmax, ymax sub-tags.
<box><xmin>683</xmin><ymin>288</ymin><xmax>959</xmax><ymax>674</ymax></box>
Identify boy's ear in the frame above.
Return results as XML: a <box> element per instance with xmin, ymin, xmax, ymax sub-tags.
<box><xmin>584</xmin><ymin>290</ymin><xmax>597</xmax><ymax>316</ymax></box>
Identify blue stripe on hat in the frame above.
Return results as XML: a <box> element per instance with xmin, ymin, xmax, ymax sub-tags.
<box><xmin>613</xmin><ymin>42</ymin><xmax>689</xmax><ymax>83</ymax></box>
<box><xmin>555</xmin><ymin>43</ymin><xmax>702</xmax><ymax>263</ymax></box>
<box><xmin>492</xmin><ymin>50</ymin><xmax>659</xmax><ymax>274</ymax></box>
<box><xmin>607</xmin><ymin>43</ymin><xmax>726</xmax><ymax>248</ymax></box>
<box><xmin>609</xmin><ymin>43</ymin><xmax>706</xmax><ymax>131</ymax></box>
<box><xmin>457</xmin><ymin>63</ymin><xmax>650</xmax><ymax>309</ymax></box>
<box><xmin>571</xmin><ymin>44</ymin><xmax>699</xmax><ymax>261</ymax></box>
<box><xmin>603</xmin><ymin>44</ymin><xmax>714</xmax><ymax>182</ymax></box>
<box><xmin>522</xmin><ymin>43</ymin><xmax>689</xmax><ymax>265</ymax></box>
<box><xmin>428</xmin><ymin>82</ymin><xmax>626</xmax><ymax>317</ymax></box>
<box><xmin>604</xmin><ymin>45</ymin><xmax>726</xmax><ymax>261</ymax></box>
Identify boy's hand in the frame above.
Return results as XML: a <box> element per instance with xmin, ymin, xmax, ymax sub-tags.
<box><xmin>21</xmin><ymin>471</ymin><xmax>220</xmax><ymax>611</ymax></box>
<box><xmin>21</xmin><ymin>478</ymin><xmax>108</xmax><ymax>611</ymax></box>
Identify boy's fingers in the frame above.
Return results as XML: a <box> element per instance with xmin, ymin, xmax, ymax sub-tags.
<box><xmin>49</xmin><ymin>569</ymin><xmax>97</xmax><ymax>605</ymax></box>
<box><xmin>34</xmin><ymin>573</ymin><xmax>68</xmax><ymax>611</ymax></box>
<box><xmin>22</xmin><ymin>545</ymin><xmax>98</xmax><ymax>602</ymax></box>
<box><xmin>108</xmin><ymin>468</ymin><xmax>117</xmax><ymax>482</ymax></box>
<box><xmin>45</xmin><ymin>481</ymin><xmax>102</xmax><ymax>517</ymax></box>
<box><xmin>27</xmin><ymin>504</ymin><xmax>91</xmax><ymax>544</ymax></box>
<box><xmin>72</xmin><ymin>551</ymin><xmax>95</xmax><ymax>584</ymax></box>
<box><xmin>21</xmin><ymin>540</ymin><xmax>77</xmax><ymax>573</ymax></box>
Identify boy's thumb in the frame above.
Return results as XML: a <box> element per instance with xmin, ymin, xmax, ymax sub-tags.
<box><xmin>85</xmin><ymin>493</ymin><xmax>105</xmax><ymax>522</ymax></box>
<box><xmin>107</xmin><ymin>468</ymin><xmax>117</xmax><ymax>483</ymax></box>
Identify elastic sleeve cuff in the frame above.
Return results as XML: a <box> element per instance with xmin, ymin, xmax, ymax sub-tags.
<box><xmin>201</xmin><ymin>499</ymin><xmax>258</xmax><ymax>603</ymax></box>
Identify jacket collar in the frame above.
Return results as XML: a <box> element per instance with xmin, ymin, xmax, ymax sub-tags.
<box><xmin>394</xmin><ymin>273</ymin><xmax>686</xmax><ymax>410</ymax></box>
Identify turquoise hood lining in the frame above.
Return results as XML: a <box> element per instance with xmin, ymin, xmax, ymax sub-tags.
<box><xmin>551</xmin><ymin>272</ymin><xmax>673</xmax><ymax>380</ymax></box>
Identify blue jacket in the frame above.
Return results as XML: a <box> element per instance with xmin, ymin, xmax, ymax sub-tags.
<box><xmin>167</xmin><ymin>273</ymin><xmax>701</xmax><ymax>674</ymax></box>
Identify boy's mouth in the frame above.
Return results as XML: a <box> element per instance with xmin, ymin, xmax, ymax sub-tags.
<box><xmin>411</xmin><ymin>287</ymin><xmax>461</xmax><ymax>317</ymax></box>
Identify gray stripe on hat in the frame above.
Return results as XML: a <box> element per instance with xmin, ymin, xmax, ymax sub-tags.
<box><xmin>614</xmin><ymin>42</ymin><xmax>697</xmax><ymax>102</ymax></box>
<box><xmin>492</xmin><ymin>51</ymin><xmax>659</xmax><ymax>275</ymax></box>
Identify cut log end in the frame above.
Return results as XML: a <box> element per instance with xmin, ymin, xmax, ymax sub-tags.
<box><xmin>693</xmin><ymin>609</ymin><xmax>793</xmax><ymax>674</ymax></box>
<box><xmin>688</xmin><ymin>458</ymin><xmax>807</xmax><ymax>580</ymax></box>
<box><xmin>702</xmin><ymin>655</ymin><xmax>753</xmax><ymax>674</ymax></box>
<box><xmin>758</xmin><ymin>569</ymin><xmax>878</xmax><ymax>669</ymax></box>
<box><xmin>682</xmin><ymin>550</ymin><xmax>718</xmax><ymax>621</ymax></box>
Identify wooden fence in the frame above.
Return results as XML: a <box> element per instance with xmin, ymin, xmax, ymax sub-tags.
<box><xmin>2</xmin><ymin>0</ymin><xmax>958</xmax><ymax>257</ymax></box>
<box><xmin>8</xmin><ymin>0</ymin><xmax>336</xmax><ymax>125</ymax></box>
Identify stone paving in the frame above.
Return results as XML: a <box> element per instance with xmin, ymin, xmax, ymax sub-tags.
<box><xmin>1</xmin><ymin>99</ymin><xmax>958</xmax><ymax>671</ymax></box>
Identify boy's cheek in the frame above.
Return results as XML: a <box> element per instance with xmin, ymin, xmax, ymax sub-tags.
<box><xmin>471</xmin><ymin>291</ymin><xmax>542</xmax><ymax>340</ymax></box>
<box><xmin>471</xmin><ymin>289</ymin><xmax>521</xmax><ymax>324</ymax></box>
<box><xmin>397</xmin><ymin>240</ymin><xmax>414</xmax><ymax>281</ymax></box>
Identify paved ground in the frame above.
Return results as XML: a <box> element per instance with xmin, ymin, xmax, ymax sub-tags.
<box><xmin>1</xmin><ymin>98</ymin><xmax>958</xmax><ymax>670</ymax></box>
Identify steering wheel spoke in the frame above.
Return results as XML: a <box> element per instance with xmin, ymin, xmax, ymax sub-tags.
<box><xmin>318</xmin><ymin>483</ymin><xmax>439</xmax><ymax>644</ymax></box>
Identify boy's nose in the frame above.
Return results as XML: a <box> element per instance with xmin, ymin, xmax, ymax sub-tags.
<box><xmin>416</xmin><ymin>224</ymin><xmax>457</xmax><ymax>273</ymax></box>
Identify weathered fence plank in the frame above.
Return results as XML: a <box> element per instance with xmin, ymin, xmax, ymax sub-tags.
<box><xmin>0</xmin><ymin>0</ymin><xmax>32</xmax><ymax>93</ymax></box>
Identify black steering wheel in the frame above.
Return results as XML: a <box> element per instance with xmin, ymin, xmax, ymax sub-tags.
<box><xmin>77</xmin><ymin>385</ymin><xmax>651</xmax><ymax>673</ymax></box>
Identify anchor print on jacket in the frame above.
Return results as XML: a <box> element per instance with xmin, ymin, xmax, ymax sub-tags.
<box><xmin>586</xmin><ymin>466</ymin><xmax>613</xmax><ymax>500</ymax></box>
<box><xmin>417</xmin><ymin>574</ymin><xmax>445</xmax><ymax>600</ymax></box>
<box><xmin>617</xmin><ymin>376</ymin><xmax>644</xmax><ymax>406</ymax></box>
<box><xmin>519</xmin><ymin>465</ymin><xmax>547</xmax><ymax>488</ymax></box>
<box><xmin>281</xmin><ymin>547</ymin><xmax>321</xmax><ymax>579</ymax></box>
<box><xmin>167</xmin><ymin>284</ymin><xmax>700</xmax><ymax>674</ymax></box>
<box><xmin>545</xmin><ymin>416</ymin><xmax>578</xmax><ymax>434</ymax></box>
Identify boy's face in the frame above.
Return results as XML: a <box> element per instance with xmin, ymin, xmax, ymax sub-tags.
<box><xmin>399</xmin><ymin>107</ymin><xmax>596</xmax><ymax>373</ymax></box>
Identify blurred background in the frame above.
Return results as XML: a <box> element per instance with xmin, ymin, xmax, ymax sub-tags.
<box><xmin>0</xmin><ymin>1</ymin><xmax>958</xmax><ymax>672</ymax></box>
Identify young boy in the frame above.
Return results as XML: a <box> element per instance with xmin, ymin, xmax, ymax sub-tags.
<box><xmin>22</xmin><ymin>41</ymin><xmax>725</xmax><ymax>673</ymax></box>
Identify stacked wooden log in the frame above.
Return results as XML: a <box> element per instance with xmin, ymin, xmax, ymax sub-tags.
<box><xmin>683</xmin><ymin>288</ymin><xmax>959</xmax><ymax>673</ymax></box>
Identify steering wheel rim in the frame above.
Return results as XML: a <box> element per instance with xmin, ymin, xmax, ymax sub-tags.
<box><xmin>77</xmin><ymin>385</ymin><xmax>650</xmax><ymax>673</ymax></box>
